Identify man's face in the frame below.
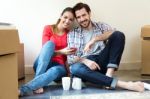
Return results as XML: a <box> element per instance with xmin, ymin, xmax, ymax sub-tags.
<box><xmin>75</xmin><ymin>8</ymin><xmax>91</xmax><ymax>28</ymax></box>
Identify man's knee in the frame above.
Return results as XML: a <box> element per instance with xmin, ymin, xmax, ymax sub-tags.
<box><xmin>70</xmin><ymin>63</ymin><xmax>83</xmax><ymax>74</ymax></box>
<box><xmin>112</xmin><ymin>31</ymin><xmax>125</xmax><ymax>40</ymax></box>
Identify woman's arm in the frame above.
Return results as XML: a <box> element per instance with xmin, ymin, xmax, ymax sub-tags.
<box><xmin>54</xmin><ymin>47</ymin><xmax>76</xmax><ymax>56</ymax></box>
<box><xmin>42</xmin><ymin>25</ymin><xmax>53</xmax><ymax>46</ymax></box>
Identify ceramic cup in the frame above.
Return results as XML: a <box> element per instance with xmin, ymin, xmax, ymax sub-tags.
<box><xmin>72</xmin><ymin>77</ymin><xmax>82</xmax><ymax>90</ymax></box>
<box><xmin>62</xmin><ymin>77</ymin><xmax>71</xmax><ymax>90</ymax></box>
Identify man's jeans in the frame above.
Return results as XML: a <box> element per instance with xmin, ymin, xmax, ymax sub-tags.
<box><xmin>97</xmin><ymin>31</ymin><xmax>125</xmax><ymax>70</ymax></box>
<box><xmin>20</xmin><ymin>41</ymin><xmax>67</xmax><ymax>96</ymax></box>
<box><xmin>70</xmin><ymin>31</ymin><xmax>125</xmax><ymax>88</ymax></box>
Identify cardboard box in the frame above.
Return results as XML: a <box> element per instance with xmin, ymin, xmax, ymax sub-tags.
<box><xmin>141</xmin><ymin>25</ymin><xmax>150</xmax><ymax>75</ymax></box>
<box><xmin>0</xmin><ymin>54</ymin><xmax>18</xmax><ymax>99</ymax></box>
<box><xmin>18</xmin><ymin>43</ymin><xmax>25</xmax><ymax>80</ymax></box>
<box><xmin>0</xmin><ymin>28</ymin><xmax>20</xmax><ymax>55</ymax></box>
<box><xmin>0</xmin><ymin>26</ymin><xmax>19</xmax><ymax>99</ymax></box>
<box><xmin>141</xmin><ymin>25</ymin><xmax>150</xmax><ymax>38</ymax></box>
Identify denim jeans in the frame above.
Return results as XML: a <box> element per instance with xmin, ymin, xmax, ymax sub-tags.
<box><xmin>96</xmin><ymin>31</ymin><xmax>125</xmax><ymax>69</ymax></box>
<box><xmin>70</xmin><ymin>31</ymin><xmax>125</xmax><ymax>88</ymax></box>
<box><xmin>20</xmin><ymin>41</ymin><xmax>67</xmax><ymax>96</ymax></box>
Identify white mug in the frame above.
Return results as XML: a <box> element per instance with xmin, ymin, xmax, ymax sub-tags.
<box><xmin>72</xmin><ymin>77</ymin><xmax>82</xmax><ymax>90</ymax></box>
<box><xmin>62</xmin><ymin>77</ymin><xmax>71</xmax><ymax>90</ymax></box>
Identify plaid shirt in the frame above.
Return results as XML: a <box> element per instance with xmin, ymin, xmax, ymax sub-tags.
<box><xmin>67</xmin><ymin>21</ymin><xmax>114</xmax><ymax>65</ymax></box>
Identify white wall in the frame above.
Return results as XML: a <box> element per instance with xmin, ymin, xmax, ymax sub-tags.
<box><xmin>1</xmin><ymin>0</ymin><xmax>150</xmax><ymax>67</ymax></box>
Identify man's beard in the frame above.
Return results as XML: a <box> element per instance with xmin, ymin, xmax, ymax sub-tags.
<box><xmin>80</xmin><ymin>20</ymin><xmax>91</xmax><ymax>28</ymax></box>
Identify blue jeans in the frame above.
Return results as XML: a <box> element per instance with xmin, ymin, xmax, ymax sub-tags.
<box><xmin>20</xmin><ymin>41</ymin><xmax>67</xmax><ymax>96</ymax></box>
<box><xmin>70</xmin><ymin>31</ymin><xmax>125</xmax><ymax>88</ymax></box>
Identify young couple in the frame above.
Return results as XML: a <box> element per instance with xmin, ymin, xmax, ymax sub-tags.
<box><xmin>19</xmin><ymin>2</ymin><xmax>146</xmax><ymax>96</ymax></box>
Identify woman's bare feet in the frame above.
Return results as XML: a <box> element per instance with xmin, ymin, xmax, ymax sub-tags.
<box><xmin>126</xmin><ymin>81</ymin><xmax>144</xmax><ymax>92</ymax></box>
<box><xmin>34</xmin><ymin>88</ymin><xmax>44</xmax><ymax>94</ymax></box>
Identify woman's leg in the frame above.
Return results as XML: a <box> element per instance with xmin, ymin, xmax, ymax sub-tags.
<box><xmin>33</xmin><ymin>56</ymin><xmax>39</xmax><ymax>73</ymax></box>
<box><xmin>19</xmin><ymin>65</ymin><xmax>67</xmax><ymax>96</ymax></box>
<box><xmin>34</xmin><ymin>41</ymin><xmax>55</xmax><ymax>77</ymax></box>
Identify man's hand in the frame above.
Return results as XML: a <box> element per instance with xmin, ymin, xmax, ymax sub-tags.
<box><xmin>81</xmin><ymin>58</ymin><xmax>100</xmax><ymax>71</ymax></box>
<box><xmin>84</xmin><ymin>31</ymin><xmax>113</xmax><ymax>52</ymax></box>
<box><xmin>83</xmin><ymin>38</ymin><xmax>95</xmax><ymax>52</ymax></box>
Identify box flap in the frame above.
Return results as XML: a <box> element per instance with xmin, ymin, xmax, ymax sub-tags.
<box><xmin>141</xmin><ymin>25</ymin><xmax>150</xmax><ymax>37</ymax></box>
<box><xmin>0</xmin><ymin>27</ymin><xmax>20</xmax><ymax>55</ymax></box>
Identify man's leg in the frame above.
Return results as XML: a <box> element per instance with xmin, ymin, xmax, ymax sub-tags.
<box><xmin>70</xmin><ymin>63</ymin><xmax>117</xmax><ymax>88</ymax></box>
<box><xmin>106</xmin><ymin>68</ymin><xmax>115</xmax><ymax>77</ymax></box>
<box><xmin>70</xmin><ymin>63</ymin><xmax>145</xmax><ymax>92</ymax></box>
<box><xmin>97</xmin><ymin>31</ymin><xmax>125</xmax><ymax>77</ymax></box>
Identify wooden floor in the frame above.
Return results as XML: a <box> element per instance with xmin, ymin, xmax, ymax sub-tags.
<box><xmin>19</xmin><ymin>70</ymin><xmax>150</xmax><ymax>99</ymax></box>
<box><xmin>19</xmin><ymin>70</ymin><xmax>150</xmax><ymax>86</ymax></box>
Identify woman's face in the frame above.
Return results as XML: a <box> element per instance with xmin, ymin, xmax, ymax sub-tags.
<box><xmin>60</xmin><ymin>11</ymin><xmax>74</xmax><ymax>29</ymax></box>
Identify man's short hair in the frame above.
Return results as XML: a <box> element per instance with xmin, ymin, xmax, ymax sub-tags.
<box><xmin>73</xmin><ymin>2</ymin><xmax>91</xmax><ymax>15</ymax></box>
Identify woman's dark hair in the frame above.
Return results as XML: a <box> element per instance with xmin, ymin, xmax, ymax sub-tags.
<box><xmin>56</xmin><ymin>7</ymin><xmax>74</xmax><ymax>25</ymax></box>
<box><xmin>73</xmin><ymin>2</ymin><xmax>91</xmax><ymax>16</ymax></box>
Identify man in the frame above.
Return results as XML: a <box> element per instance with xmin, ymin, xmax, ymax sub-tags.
<box><xmin>68</xmin><ymin>2</ymin><xmax>125</xmax><ymax>78</ymax></box>
<box><xmin>67</xmin><ymin>2</ymin><xmax>145</xmax><ymax>91</ymax></box>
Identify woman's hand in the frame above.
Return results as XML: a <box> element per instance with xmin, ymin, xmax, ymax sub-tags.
<box><xmin>59</xmin><ymin>47</ymin><xmax>76</xmax><ymax>55</ymax></box>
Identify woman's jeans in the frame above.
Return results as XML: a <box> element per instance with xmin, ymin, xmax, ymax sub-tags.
<box><xmin>70</xmin><ymin>31</ymin><xmax>125</xmax><ymax>88</ymax></box>
<box><xmin>20</xmin><ymin>41</ymin><xmax>67</xmax><ymax>96</ymax></box>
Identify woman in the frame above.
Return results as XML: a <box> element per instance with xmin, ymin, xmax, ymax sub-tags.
<box><xmin>19</xmin><ymin>7</ymin><xmax>75</xmax><ymax>96</ymax></box>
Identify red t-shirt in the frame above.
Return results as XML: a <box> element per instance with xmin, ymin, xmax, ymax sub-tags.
<box><xmin>42</xmin><ymin>25</ymin><xmax>67</xmax><ymax>65</ymax></box>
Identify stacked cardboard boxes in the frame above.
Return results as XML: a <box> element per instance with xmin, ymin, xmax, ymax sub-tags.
<box><xmin>141</xmin><ymin>25</ymin><xmax>150</xmax><ymax>75</ymax></box>
<box><xmin>0</xmin><ymin>26</ymin><xmax>19</xmax><ymax>99</ymax></box>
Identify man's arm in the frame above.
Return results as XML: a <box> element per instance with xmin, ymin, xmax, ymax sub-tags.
<box><xmin>84</xmin><ymin>31</ymin><xmax>113</xmax><ymax>52</ymax></box>
<box><xmin>84</xmin><ymin>22</ymin><xmax>115</xmax><ymax>52</ymax></box>
<box><xmin>74</xmin><ymin>56</ymin><xmax>100</xmax><ymax>71</ymax></box>
<box><xmin>93</xmin><ymin>31</ymin><xmax>113</xmax><ymax>41</ymax></box>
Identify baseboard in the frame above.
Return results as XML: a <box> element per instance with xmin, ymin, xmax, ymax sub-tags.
<box><xmin>119</xmin><ymin>61</ymin><xmax>141</xmax><ymax>70</ymax></box>
<box><xmin>25</xmin><ymin>62</ymin><xmax>141</xmax><ymax>74</ymax></box>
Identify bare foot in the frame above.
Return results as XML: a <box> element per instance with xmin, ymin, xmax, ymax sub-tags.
<box><xmin>127</xmin><ymin>81</ymin><xmax>144</xmax><ymax>92</ymax></box>
<box><xmin>34</xmin><ymin>88</ymin><xmax>44</xmax><ymax>94</ymax></box>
